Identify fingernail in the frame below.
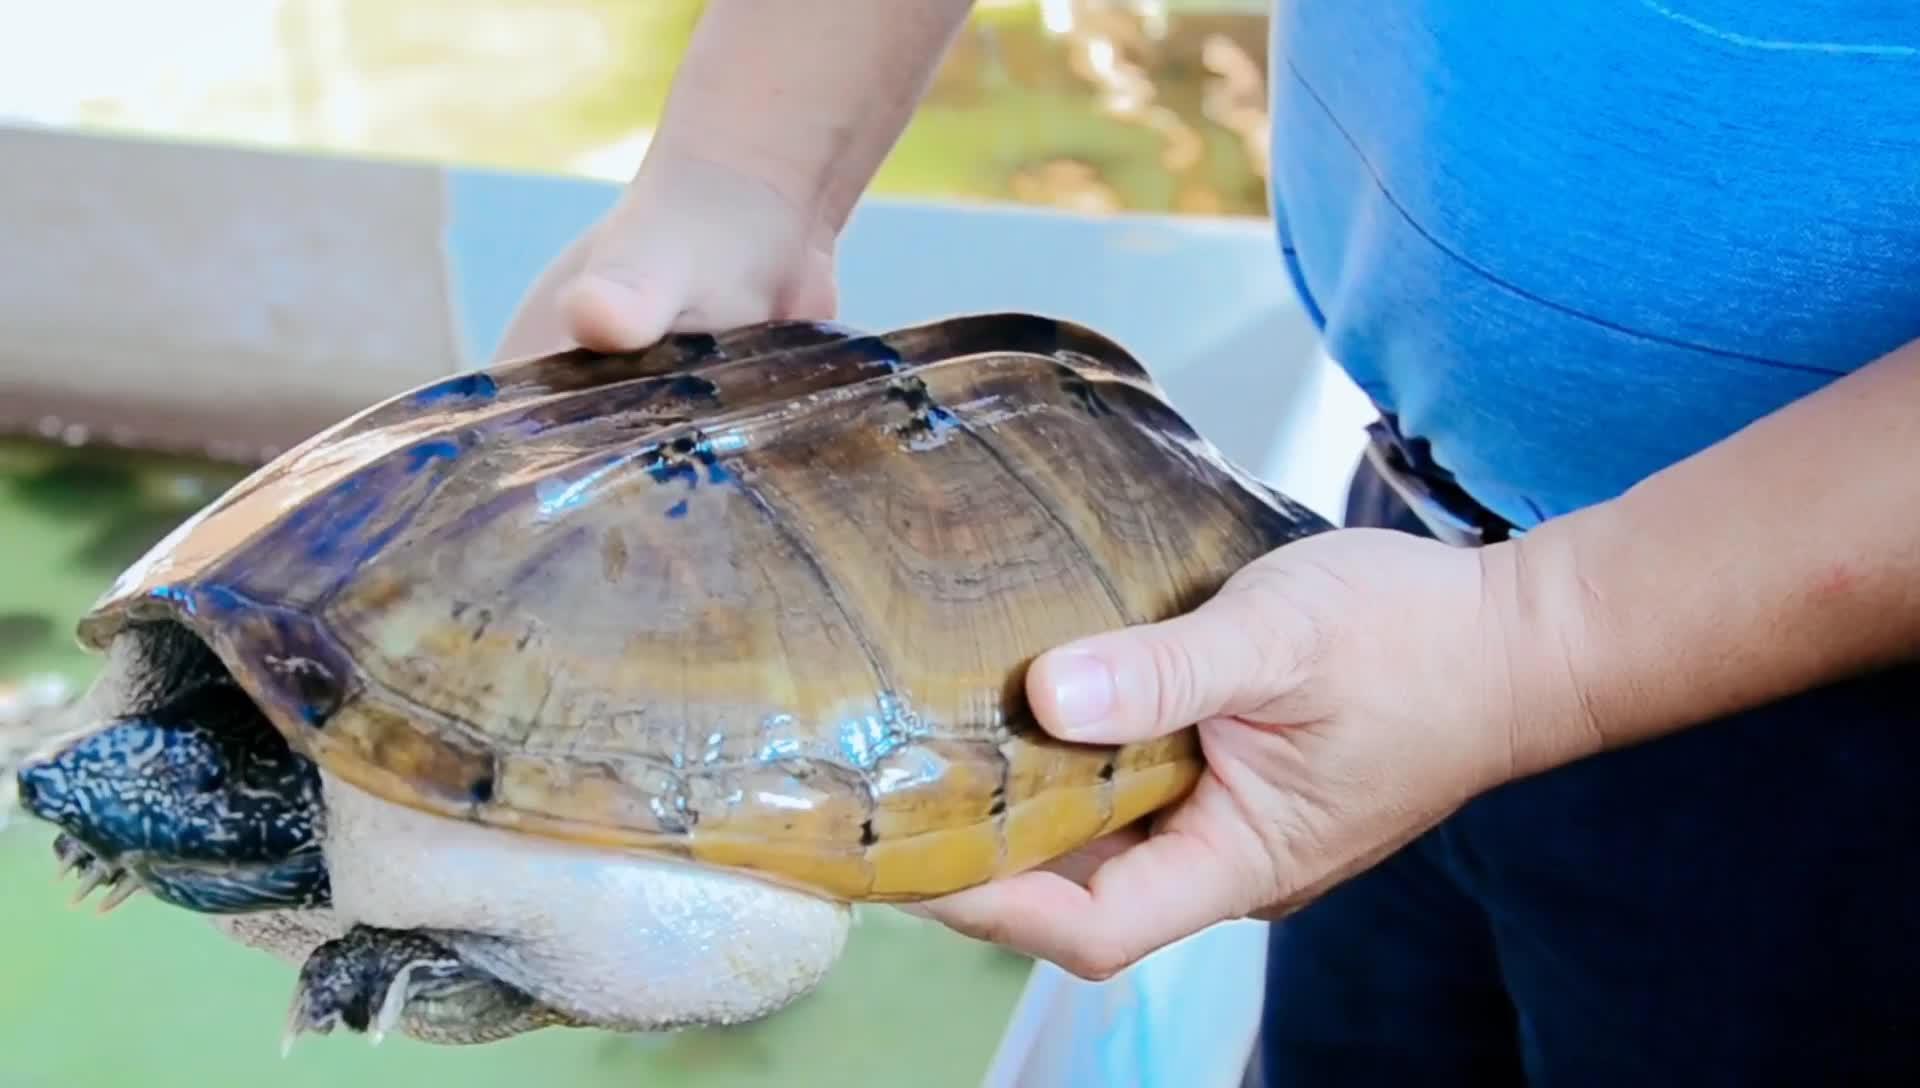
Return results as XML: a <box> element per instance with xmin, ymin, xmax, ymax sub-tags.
<box><xmin>1045</xmin><ymin>650</ymin><xmax>1116</xmax><ymax>738</ymax></box>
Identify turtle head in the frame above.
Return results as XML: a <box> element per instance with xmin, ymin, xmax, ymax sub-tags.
<box><xmin>15</xmin><ymin>696</ymin><xmax>331</xmax><ymax>914</ymax></box>
<box><xmin>18</xmin><ymin>714</ymin><xmax>233</xmax><ymax>856</ymax></box>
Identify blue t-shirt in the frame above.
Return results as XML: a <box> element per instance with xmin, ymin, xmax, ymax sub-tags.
<box><xmin>1266</xmin><ymin>2</ymin><xmax>1920</xmax><ymax>528</ymax></box>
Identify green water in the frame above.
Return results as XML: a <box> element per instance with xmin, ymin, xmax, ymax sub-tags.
<box><xmin>0</xmin><ymin>439</ymin><xmax>1031</xmax><ymax>1086</ymax></box>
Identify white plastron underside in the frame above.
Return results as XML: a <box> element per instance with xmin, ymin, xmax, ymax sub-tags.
<box><xmin>304</xmin><ymin>772</ymin><xmax>853</xmax><ymax>1031</ymax></box>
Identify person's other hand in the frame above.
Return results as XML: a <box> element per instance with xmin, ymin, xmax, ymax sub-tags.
<box><xmin>493</xmin><ymin>152</ymin><xmax>839</xmax><ymax>361</ymax></box>
<box><xmin>912</xmin><ymin>527</ymin><xmax>1595</xmax><ymax>980</ymax></box>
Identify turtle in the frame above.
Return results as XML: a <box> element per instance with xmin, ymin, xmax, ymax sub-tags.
<box><xmin>7</xmin><ymin>311</ymin><xmax>1332</xmax><ymax>1048</ymax></box>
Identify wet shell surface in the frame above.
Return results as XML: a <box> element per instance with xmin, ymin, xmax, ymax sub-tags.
<box><xmin>77</xmin><ymin>312</ymin><xmax>1331</xmax><ymax>901</ymax></box>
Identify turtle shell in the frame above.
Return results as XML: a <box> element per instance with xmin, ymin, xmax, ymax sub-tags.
<box><xmin>76</xmin><ymin>312</ymin><xmax>1331</xmax><ymax>900</ymax></box>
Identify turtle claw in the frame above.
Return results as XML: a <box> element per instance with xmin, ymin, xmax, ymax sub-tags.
<box><xmin>55</xmin><ymin>846</ymin><xmax>86</xmax><ymax>878</ymax></box>
<box><xmin>96</xmin><ymin>877</ymin><xmax>142</xmax><ymax>913</ymax></box>
<box><xmin>52</xmin><ymin>833</ymin><xmax>136</xmax><ymax>910</ymax></box>
<box><xmin>282</xmin><ymin>986</ymin><xmax>337</xmax><ymax>1057</ymax></box>
<box><xmin>67</xmin><ymin>871</ymin><xmax>105</xmax><ymax>903</ymax></box>
<box><xmin>283</xmin><ymin>927</ymin><xmax>461</xmax><ymax>1052</ymax></box>
<box><xmin>66</xmin><ymin>862</ymin><xmax>114</xmax><ymax>904</ymax></box>
<box><xmin>52</xmin><ymin>832</ymin><xmax>91</xmax><ymax>873</ymax></box>
<box><xmin>282</xmin><ymin>968</ymin><xmax>386</xmax><ymax>1055</ymax></box>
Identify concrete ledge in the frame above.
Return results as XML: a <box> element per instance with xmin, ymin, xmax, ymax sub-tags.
<box><xmin>0</xmin><ymin>123</ymin><xmax>1332</xmax><ymax>490</ymax></box>
<box><xmin>0</xmin><ymin>124</ymin><xmax>463</xmax><ymax>460</ymax></box>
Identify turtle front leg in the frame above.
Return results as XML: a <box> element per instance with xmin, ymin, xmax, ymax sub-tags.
<box><xmin>50</xmin><ymin>831</ymin><xmax>333</xmax><ymax>914</ymax></box>
<box><xmin>285</xmin><ymin>925</ymin><xmax>577</xmax><ymax>1048</ymax></box>
<box><xmin>16</xmin><ymin>708</ymin><xmax>331</xmax><ymax>914</ymax></box>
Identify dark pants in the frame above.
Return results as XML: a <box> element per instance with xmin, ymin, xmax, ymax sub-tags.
<box><xmin>1249</xmin><ymin>457</ymin><xmax>1920</xmax><ymax>1087</ymax></box>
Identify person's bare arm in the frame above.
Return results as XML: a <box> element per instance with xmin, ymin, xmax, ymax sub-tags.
<box><xmin>1501</xmin><ymin>338</ymin><xmax>1920</xmax><ymax>774</ymax></box>
<box><xmin>649</xmin><ymin>0</ymin><xmax>979</xmax><ymax>236</ymax></box>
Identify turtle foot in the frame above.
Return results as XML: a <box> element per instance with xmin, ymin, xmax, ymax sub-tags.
<box><xmin>283</xmin><ymin>925</ymin><xmax>566</xmax><ymax>1052</ymax></box>
<box><xmin>284</xmin><ymin>926</ymin><xmax>461</xmax><ymax>1051</ymax></box>
<box><xmin>53</xmin><ymin>833</ymin><xmax>141</xmax><ymax>912</ymax></box>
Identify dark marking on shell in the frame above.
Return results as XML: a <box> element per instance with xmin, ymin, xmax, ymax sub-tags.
<box><xmin>666</xmin><ymin>499</ymin><xmax>690</xmax><ymax>519</ymax></box>
<box><xmin>666</xmin><ymin>374</ymin><xmax>719</xmax><ymax>401</ymax></box>
<box><xmin>859</xmin><ymin>818</ymin><xmax>878</xmax><ymax>847</ymax></box>
<box><xmin>406</xmin><ymin>438</ymin><xmax>462</xmax><ymax>470</ymax></box>
<box><xmin>650</xmin><ymin>779</ymin><xmax>697</xmax><ymax>835</ymax></box>
<box><xmin>993</xmin><ymin>730</ymin><xmax>1015</xmax><ymax>830</ymax></box>
<box><xmin>1090</xmin><ymin>378</ymin><xmax>1206</xmax><ymax>449</ymax></box>
<box><xmin>670</xmin><ymin>332</ymin><xmax>721</xmax><ymax>359</ymax></box>
<box><xmin>1098</xmin><ymin>758</ymin><xmax>1116</xmax><ymax>783</ymax></box>
<box><xmin>248</xmin><ymin>623</ymin><xmax>350</xmax><ymax>728</ymax></box>
<box><xmin>834</xmin><ymin>335</ymin><xmax>908</xmax><ymax>373</ymax></box>
<box><xmin>468</xmin><ymin>772</ymin><xmax>496</xmax><ymax>805</ymax></box>
<box><xmin>470</xmin><ymin>608</ymin><xmax>493</xmax><ymax>643</ymax></box>
<box><xmin>409</xmin><ymin>371</ymin><xmax>498</xmax><ymax>407</ymax></box>
<box><xmin>884</xmin><ymin>376</ymin><xmax>933</xmax><ymax>413</ymax></box>
<box><xmin>646</xmin><ymin>429</ymin><xmax>735</xmax><ymax>494</ymax></box>
<box><xmin>884</xmin><ymin>376</ymin><xmax>958</xmax><ymax>442</ymax></box>
<box><xmin>1059</xmin><ymin>376</ymin><xmax>1113</xmax><ymax>417</ymax></box>
<box><xmin>646</xmin><ymin>447</ymin><xmax>700</xmax><ymax>489</ymax></box>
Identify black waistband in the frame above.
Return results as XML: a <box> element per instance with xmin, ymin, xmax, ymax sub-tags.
<box><xmin>1360</xmin><ymin>414</ymin><xmax>1519</xmax><ymax>547</ymax></box>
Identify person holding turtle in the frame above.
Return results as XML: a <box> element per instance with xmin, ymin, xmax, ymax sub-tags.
<box><xmin>496</xmin><ymin>2</ymin><xmax>1920</xmax><ymax>1084</ymax></box>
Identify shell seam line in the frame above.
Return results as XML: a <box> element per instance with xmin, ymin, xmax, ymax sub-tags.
<box><xmin>730</xmin><ymin>467</ymin><xmax>899</xmax><ymax>703</ymax></box>
<box><xmin>945</xmin><ymin>376</ymin><xmax>1135</xmax><ymax>624</ymax></box>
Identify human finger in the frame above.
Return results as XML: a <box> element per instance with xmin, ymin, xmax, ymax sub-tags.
<box><xmin>558</xmin><ymin>264</ymin><xmax>685</xmax><ymax>354</ymax></box>
<box><xmin>916</xmin><ymin>779</ymin><xmax>1265</xmax><ymax>979</ymax></box>
<box><xmin>1028</xmin><ymin>574</ymin><xmax>1309</xmax><ymax>745</ymax></box>
<box><xmin>890</xmin><ymin>826</ymin><xmax>1144</xmax><ymax>922</ymax></box>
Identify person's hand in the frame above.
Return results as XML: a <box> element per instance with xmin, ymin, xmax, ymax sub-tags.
<box><xmin>912</xmin><ymin>526</ymin><xmax>1597</xmax><ymax>980</ymax></box>
<box><xmin>493</xmin><ymin>151</ymin><xmax>839</xmax><ymax>361</ymax></box>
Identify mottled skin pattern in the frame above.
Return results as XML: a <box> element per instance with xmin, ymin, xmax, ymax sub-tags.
<box><xmin>14</xmin><ymin>625</ymin><xmax>574</xmax><ymax>1042</ymax></box>
<box><xmin>287</xmin><ymin>925</ymin><xmax>567</xmax><ymax>1047</ymax></box>
<box><xmin>72</xmin><ymin>312</ymin><xmax>1331</xmax><ymax>903</ymax></box>
<box><xmin>17</xmin><ymin>668</ymin><xmax>329</xmax><ymax>914</ymax></box>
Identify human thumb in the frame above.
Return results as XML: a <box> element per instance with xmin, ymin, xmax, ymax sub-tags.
<box><xmin>1026</xmin><ymin>582</ymin><xmax>1291</xmax><ymax>745</ymax></box>
<box><xmin>558</xmin><ymin>255</ymin><xmax>684</xmax><ymax>355</ymax></box>
<box><xmin>556</xmin><ymin>272</ymin><xmax>683</xmax><ymax>353</ymax></box>
<box><xmin>554</xmin><ymin>198</ymin><xmax>688</xmax><ymax>353</ymax></box>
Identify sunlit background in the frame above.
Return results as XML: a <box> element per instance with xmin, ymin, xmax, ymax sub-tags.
<box><xmin>0</xmin><ymin>2</ymin><xmax>1299</xmax><ymax>1085</ymax></box>
<box><xmin>0</xmin><ymin>0</ymin><xmax>1273</xmax><ymax>215</ymax></box>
